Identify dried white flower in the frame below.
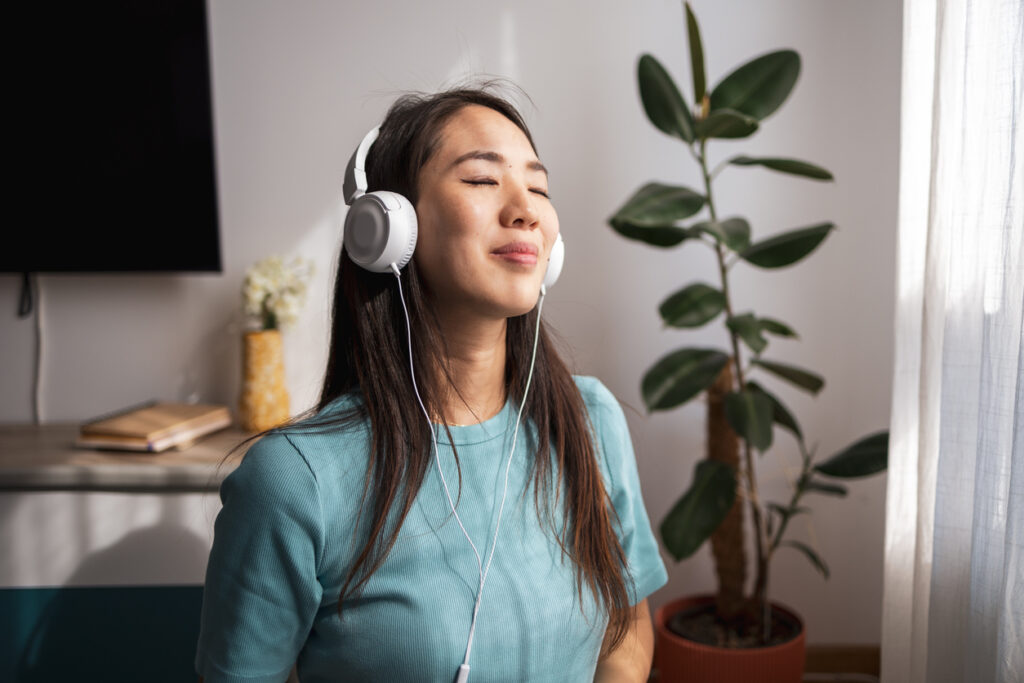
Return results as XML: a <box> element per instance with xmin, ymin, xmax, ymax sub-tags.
<box><xmin>242</xmin><ymin>254</ymin><xmax>315</xmax><ymax>330</ymax></box>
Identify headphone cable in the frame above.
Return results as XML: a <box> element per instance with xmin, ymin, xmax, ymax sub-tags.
<box><xmin>390</xmin><ymin>264</ymin><xmax>545</xmax><ymax>683</ymax></box>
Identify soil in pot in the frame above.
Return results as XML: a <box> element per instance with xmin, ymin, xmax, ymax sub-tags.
<box><xmin>666</xmin><ymin>603</ymin><xmax>802</xmax><ymax>649</ymax></box>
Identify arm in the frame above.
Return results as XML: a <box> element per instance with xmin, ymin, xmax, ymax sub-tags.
<box><xmin>194</xmin><ymin>434</ymin><xmax>323</xmax><ymax>682</ymax></box>
<box><xmin>594</xmin><ymin>599</ymin><xmax>655</xmax><ymax>683</ymax></box>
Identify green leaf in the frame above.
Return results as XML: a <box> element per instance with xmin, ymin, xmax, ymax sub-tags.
<box><xmin>659</xmin><ymin>284</ymin><xmax>726</xmax><ymax>328</ymax></box>
<box><xmin>751</xmin><ymin>358</ymin><xmax>824</xmax><ymax>395</ymax></box>
<box><xmin>746</xmin><ymin>380</ymin><xmax>803</xmax><ymax>440</ymax></box>
<box><xmin>728</xmin><ymin>156</ymin><xmax>834</xmax><ymax>181</ymax></box>
<box><xmin>803</xmin><ymin>480</ymin><xmax>848</xmax><ymax>497</ymax></box>
<box><xmin>709</xmin><ymin>50</ymin><xmax>801</xmax><ymax>120</ymax></box>
<box><xmin>781</xmin><ymin>540</ymin><xmax>830</xmax><ymax>579</ymax></box>
<box><xmin>642</xmin><ymin>348</ymin><xmax>730</xmax><ymax>411</ymax></box>
<box><xmin>608</xmin><ymin>183</ymin><xmax>706</xmax><ymax>247</ymax></box>
<box><xmin>660</xmin><ymin>459</ymin><xmax>737</xmax><ymax>560</ymax></box>
<box><xmin>609</xmin><ymin>182</ymin><xmax>705</xmax><ymax>225</ymax></box>
<box><xmin>695</xmin><ymin>109</ymin><xmax>759</xmax><ymax>139</ymax></box>
<box><xmin>726</xmin><ymin>313</ymin><xmax>768</xmax><ymax>355</ymax></box>
<box><xmin>609</xmin><ymin>221</ymin><xmax>694</xmax><ymax>247</ymax></box>
<box><xmin>723</xmin><ymin>389</ymin><xmax>774</xmax><ymax>451</ymax></box>
<box><xmin>814</xmin><ymin>431</ymin><xmax>889</xmax><ymax>478</ymax></box>
<box><xmin>638</xmin><ymin>54</ymin><xmax>695</xmax><ymax>143</ymax></box>
<box><xmin>685</xmin><ymin>2</ymin><xmax>706</xmax><ymax>104</ymax></box>
<box><xmin>759</xmin><ymin>317</ymin><xmax>798</xmax><ymax>339</ymax></box>
<box><xmin>691</xmin><ymin>217</ymin><xmax>751</xmax><ymax>252</ymax></box>
<box><xmin>739</xmin><ymin>223</ymin><xmax>835</xmax><ymax>269</ymax></box>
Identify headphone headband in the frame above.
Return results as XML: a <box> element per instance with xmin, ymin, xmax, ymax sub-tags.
<box><xmin>343</xmin><ymin>126</ymin><xmax>380</xmax><ymax>204</ymax></box>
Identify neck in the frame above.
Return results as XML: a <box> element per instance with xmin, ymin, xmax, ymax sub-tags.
<box><xmin>432</xmin><ymin>308</ymin><xmax>508</xmax><ymax>427</ymax></box>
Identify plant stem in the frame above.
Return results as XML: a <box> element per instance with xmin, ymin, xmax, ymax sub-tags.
<box><xmin>768</xmin><ymin>442</ymin><xmax>813</xmax><ymax>555</ymax></box>
<box><xmin>698</xmin><ymin>138</ymin><xmax>770</xmax><ymax>639</ymax></box>
<box><xmin>263</xmin><ymin>307</ymin><xmax>278</xmax><ymax>332</ymax></box>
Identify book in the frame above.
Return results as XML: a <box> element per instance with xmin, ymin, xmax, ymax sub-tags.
<box><xmin>76</xmin><ymin>402</ymin><xmax>232</xmax><ymax>453</ymax></box>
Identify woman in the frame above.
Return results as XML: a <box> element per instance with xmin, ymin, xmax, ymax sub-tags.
<box><xmin>195</xmin><ymin>84</ymin><xmax>667</xmax><ymax>683</ymax></box>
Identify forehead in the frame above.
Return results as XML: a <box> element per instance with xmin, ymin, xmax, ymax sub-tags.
<box><xmin>434</xmin><ymin>105</ymin><xmax>536</xmax><ymax>162</ymax></box>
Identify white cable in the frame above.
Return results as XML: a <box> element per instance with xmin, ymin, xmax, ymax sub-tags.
<box><xmin>390</xmin><ymin>264</ymin><xmax>545</xmax><ymax>682</ymax></box>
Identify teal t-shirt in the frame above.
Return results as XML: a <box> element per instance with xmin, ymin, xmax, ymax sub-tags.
<box><xmin>195</xmin><ymin>375</ymin><xmax>667</xmax><ymax>682</ymax></box>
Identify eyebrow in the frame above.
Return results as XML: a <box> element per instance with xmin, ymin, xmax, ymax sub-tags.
<box><xmin>449</xmin><ymin>150</ymin><xmax>548</xmax><ymax>175</ymax></box>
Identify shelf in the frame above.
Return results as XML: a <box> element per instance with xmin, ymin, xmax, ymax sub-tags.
<box><xmin>0</xmin><ymin>424</ymin><xmax>251</xmax><ymax>492</ymax></box>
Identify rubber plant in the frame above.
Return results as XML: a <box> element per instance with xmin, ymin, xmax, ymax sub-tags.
<box><xmin>608</xmin><ymin>2</ymin><xmax>889</xmax><ymax>643</ymax></box>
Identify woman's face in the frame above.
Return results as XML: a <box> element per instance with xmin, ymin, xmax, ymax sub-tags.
<box><xmin>414</xmin><ymin>104</ymin><xmax>559</xmax><ymax>322</ymax></box>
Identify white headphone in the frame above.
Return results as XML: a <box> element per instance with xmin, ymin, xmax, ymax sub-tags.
<box><xmin>342</xmin><ymin>125</ymin><xmax>565</xmax><ymax>290</ymax></box>
<box><xmin>341</xmin><ymin>123</ymin><xmax>562</xmax><ymax>683</ymax></box>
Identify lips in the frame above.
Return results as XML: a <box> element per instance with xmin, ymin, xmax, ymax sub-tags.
<box><xmin>492</xmin><ymin>241</ymin><xmax>539</xmax><ymax>256</ymax></box>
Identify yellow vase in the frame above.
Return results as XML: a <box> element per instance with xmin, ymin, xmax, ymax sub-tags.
<box><xmin>239</xmin><ymin>329</ymin><xmax>290</xmax><ymax>432</ymax></box>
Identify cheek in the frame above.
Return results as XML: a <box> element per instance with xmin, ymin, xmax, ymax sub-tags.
<box><xmin>414</xmin><ymin>195</ymin><xmax>488</xmax><ymax>290</ymax></box>
<box><xmin>543</xmin><ymin>207</ymin><xmax>560</xmax><ymax>253</ymax></box>
<box><xmin>419</xmin><ymin>194</ymin><xmax>487</xmax><ymax>256</ymax></box>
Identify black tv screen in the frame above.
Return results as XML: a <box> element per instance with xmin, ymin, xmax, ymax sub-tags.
<box><xmin>5</xmin><ymin>0</ymin><xmax>221</xmax><ymax>273</ymax></box>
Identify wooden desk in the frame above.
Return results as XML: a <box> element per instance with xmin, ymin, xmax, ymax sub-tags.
<box><xmin>0</xmin><ymin>424</ymin><xmax>250</xmax><ymax>492</ymax></box>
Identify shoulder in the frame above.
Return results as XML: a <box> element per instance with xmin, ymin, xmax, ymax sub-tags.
<box><xmin>572</xmin><ymin>375</ymin><xmax>621</xmax><ymax>414</ymax></box>
<box><xmin>267</xmin><ymin>392</ymin><xmax>372</xmax><ymax>481</ymax></box>
<box><xmin>223</xmin><ymin>430</ymin><xmax>318</xmax><ymax>505</ymax></box>
<box><xmin>572</xmin><ymin>374</ymin><xmax>628</xmax><ymax>430</ymax></box>
<box><xmin>224</xmin><ymin>393</ymin><xmax>369</xmax><ymax>497</ymax></box>
<box><xmin>571</xmin><ymin>375</ymin><xmax>633</xmax><ymax>474</ymax></box>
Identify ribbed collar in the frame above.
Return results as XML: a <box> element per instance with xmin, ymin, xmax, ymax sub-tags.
<box><xmin>320</xmin><ymin>391</ymin><xmax>521</xmax><ymax>447</ymax></box>
<box><xmin>432</xmin><ymin>396</ymin><xmax>517</xmax><ymax>446</ymax></box>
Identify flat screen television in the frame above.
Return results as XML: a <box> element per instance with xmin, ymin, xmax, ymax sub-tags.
<box><xmin>5</xmin><ymin>0</ymin><xmax>221</xmax><ymax>274</ymax></box>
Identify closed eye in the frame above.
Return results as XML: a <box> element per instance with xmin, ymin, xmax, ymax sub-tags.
<box><xmin>462</xmin><ymin>179</ymin><xmax>550</xmax><ymax>199</ymax></box>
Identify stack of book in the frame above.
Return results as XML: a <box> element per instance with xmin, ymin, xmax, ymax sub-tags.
<box><xmin>75</xmin><ymin>401</ymin><xmax>232</xmax><ymax>453</ymax></box>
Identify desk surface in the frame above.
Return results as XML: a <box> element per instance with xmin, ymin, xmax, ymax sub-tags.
<box><xmin>0</xmin><ymin>424</ymin><xmax>250</xmax><ymax>492</ymax></box>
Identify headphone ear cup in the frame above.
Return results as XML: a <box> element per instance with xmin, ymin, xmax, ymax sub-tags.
<box><xmin>542</xmin><ymin>233</ymin><xmax>565</xmax><ymax>290</ymax></box>
<box><xmin>343</xmin><ymin>191</ymin><xmax>418</xmax><ymax>273</ymax></box>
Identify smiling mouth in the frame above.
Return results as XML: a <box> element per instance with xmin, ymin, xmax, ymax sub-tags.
<box><xmin>491</xmin><ymin>241</ymin><xmax>540</xmax><ymax>266</ymax></box>
<box><xmin>492</xmin><ymin>241</ymin><xmax>539</xmax><ymax>256</ymax></box>
<box><xmin>492</xmin><ymin>251</ymin><xmax>538</xmax><ymax>266</ymax></box>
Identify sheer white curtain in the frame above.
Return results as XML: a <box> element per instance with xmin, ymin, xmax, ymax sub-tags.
<box><xmin>882</xmin><ymin>0</ymin><xmax>1023</xmax><ymax>682</ymax></box>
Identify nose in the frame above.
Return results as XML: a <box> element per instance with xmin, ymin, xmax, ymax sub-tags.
<box><xmin>500</xmin><ymin>183</ymin><xmax>539</xmax><ymax>229</ymax></box>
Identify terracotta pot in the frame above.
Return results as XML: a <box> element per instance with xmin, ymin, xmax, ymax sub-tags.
<box><xmin>238</xmin><ymin>329</ymin><xmax>290</xmax><ymax>432</ymax></box>
<box><xmin>654</xmin><ymin>595</ymin><xmax>806</xmax><ymax>683</ymax></box>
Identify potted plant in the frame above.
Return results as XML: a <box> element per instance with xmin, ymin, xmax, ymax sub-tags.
<box><xmin>607</xmin><ymin>4</ymin><xmax>889</xmax><ymax>681</ymax></box>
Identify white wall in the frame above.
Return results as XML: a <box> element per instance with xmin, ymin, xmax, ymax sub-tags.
<box><xmin>0</xmin><ymin>0</ymin><xmax>901</xmax><ymax>644</ymax></box>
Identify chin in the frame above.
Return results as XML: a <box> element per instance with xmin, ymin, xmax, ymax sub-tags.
<box><xmin>506</xmin><ymin>292</ymin><xmax>543</xmax><ymax>318</ymax></box>
<box><xmin>474</xmin><ymin>278</ymin><xmax>544</xmax><ymax>318</ymax></box>
<box><xmin>482</xmin><ymin>292</ymin><xmax>540</xmax><ymax>319</ymax></box>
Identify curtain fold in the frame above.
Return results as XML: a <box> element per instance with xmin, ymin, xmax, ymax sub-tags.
<box><xmin>882</xmin><ymin>0</ymin><xmax>1023</xmax><ymax>682</ymax></box>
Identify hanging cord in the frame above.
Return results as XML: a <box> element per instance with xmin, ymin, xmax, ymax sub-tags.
<box><xmin>390</xmin><ymin>264</ymin><xmax>545</xmax><ymax>683</ymax></box>
<box><xmin>33</xmin><ymin>274</ymin><xmax>42</xmax><ymax>424</ymax></box>
<box><xmin>17</xmin><ymin>273</ymin><xmax>44</xmax><ymax>424</ymax></box>
<box><xmin>18</xmin><ymin>272</ymin><xmax>33</xmax><ymax>318</ymax></box>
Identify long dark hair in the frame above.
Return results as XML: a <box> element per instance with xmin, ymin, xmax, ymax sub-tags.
<box><xmin>249</xmin><ymin>82</ymin><xmax>633</xmax><ymax>651</ymax></box>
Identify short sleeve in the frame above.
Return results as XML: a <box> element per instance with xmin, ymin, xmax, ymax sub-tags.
<box><xmin>195</xmin><ymin>432</ymin><xmax>325</xmax><ymax>683</ymax></box>
<box><xmin>584</xmin><ymin>378</ymin><xmax>668</xmax><ymax>606</ymax></box>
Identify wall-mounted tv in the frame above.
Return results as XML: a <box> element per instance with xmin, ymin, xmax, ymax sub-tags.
<box><xmin>5</xmin><ymin>0</ymin><xmax>221</xmax><ymax>274</ymax></box>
